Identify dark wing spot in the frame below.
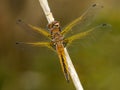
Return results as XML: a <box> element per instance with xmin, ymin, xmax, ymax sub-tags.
<box><xmin>92</xmin><ymin>4</ymin><xmax>97</xmax><ymax>7</ymax></box>
<box><xmin>16</xmin><ymin>19</ymin><xmax>22</xmax><ymax>24</ymax></box>
<box><xmin>18</xmin><ymin>19</ymin><xmax>22</xmax><ymax>22</ymax></box>
<box><xmin>101</xmin><ymin>5</ymin><xmax>104</xmax><ymax>8</ymax></box>
<box><xmin>16</xmin><ymin>42</ymin><xmax>20</xmax><ymax>44</ymax></box>
<box><xmin>15</xmin><ymin>42</ymin><xmax>23</xmax><ymax>45</ymax></box>
<box><xmin>102</xmin><ymin>23</ymin><xmax>107</xmax><ymax>27</ymax></box>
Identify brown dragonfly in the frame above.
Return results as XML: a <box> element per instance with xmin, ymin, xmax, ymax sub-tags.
<box><xmin>16</xmin><ymin>3</ymin><xmax>111</xmax><ymax>82</ymax></box>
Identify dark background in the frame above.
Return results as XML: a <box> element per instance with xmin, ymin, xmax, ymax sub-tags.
<box><xmin>0</xmin><ymin>0</ymin><xmax>120</xmax><ymax>90</ymax></box>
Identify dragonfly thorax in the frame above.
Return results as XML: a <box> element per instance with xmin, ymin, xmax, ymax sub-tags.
<box><xmin>51</xmin><ymin>28</ymin><xmax>64</xmax><ymax>45</ymax></box>
<box><xmin>48</xmin><ymin>21</ymin><xmax>64</xmax><ymax>46</ymax></box>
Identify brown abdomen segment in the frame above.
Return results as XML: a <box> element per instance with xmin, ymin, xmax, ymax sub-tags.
<box><xmin>56</xmin><ymin>44</ymin><xmax>69</xmax><ymax>82</ymax></box>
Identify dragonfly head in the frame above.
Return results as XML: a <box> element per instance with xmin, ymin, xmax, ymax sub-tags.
<box><xmin>47</xmin><ymin>21</ymin><xmax>60</xmax><ymax>30</ymax></box>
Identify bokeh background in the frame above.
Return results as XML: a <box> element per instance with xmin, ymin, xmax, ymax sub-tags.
<box><xmin>0</xmin><ymin>0</ymin><xmax>120</xmax><ymax>90</ymax></box>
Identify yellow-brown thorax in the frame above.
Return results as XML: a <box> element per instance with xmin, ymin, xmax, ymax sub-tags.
<box><xmin>47</xmin><ymin>21</ymin><xmax>64</xmax><ymax>49</ymax></box>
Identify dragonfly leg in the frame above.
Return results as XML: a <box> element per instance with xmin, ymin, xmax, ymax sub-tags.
<box><xmin>50</xmin><ymin>41</ymin><xmax>56</xmax><ymax>50</ymax></box>
<box><xmin>63</xmin><ymin>39</ymin><xmax>69</xmax><ymax>47</ymax></box>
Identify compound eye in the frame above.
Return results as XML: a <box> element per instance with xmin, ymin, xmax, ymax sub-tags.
<box><xmin>47</xmin><ymin>21</ymin><xmax>60</xmax><ymax>29</ymax></box>
<box><xmin>55</xmin><ymin>23</ymin><xmax>59</xmax><ymax>27</ymax></box>
<box><xmin>47</xmin><ymin>23</ymin><xmax>53</xmax><ymax>29</ymax></box>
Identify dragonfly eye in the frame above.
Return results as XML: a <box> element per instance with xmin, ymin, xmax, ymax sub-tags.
<box><xmin>47</xmin><ymin>21</ymin><xmax>60</xmax><ymax>29</ymax></box>
<box><xmin>53</xmin><ymin>25</ymin><xmax>59</xmax><ymax>28</ymax></box>
<box><xmin>47</xmin><ymin>24</ymin><xmax>52</xmax><ymax>29</ymax></box>
<box><xmin>54</xmin><ymin>22</ymin><xmax>60</xmax><ymax>28</ymax></box>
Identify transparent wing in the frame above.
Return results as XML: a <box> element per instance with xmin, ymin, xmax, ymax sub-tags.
<box><xmin>64</xmin><ymin>24</ymin><xmax>112</xmax><ymax>47</ymax></box>
<box><xmin>62</xmin><ymin>3</ymin><xmax>103</xmax><ymax>36</ymax></box>
<box><xmin>16</xmin><ymin>41</ymin><xmax>55</xmax><ymax>52</ymax></box>
<box><xmin>17</xmin><ymin>19</ymin><xmax>51</xmax><ymax>40</ymax></box>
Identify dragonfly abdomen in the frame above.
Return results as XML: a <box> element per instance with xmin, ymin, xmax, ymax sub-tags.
<box><xmin>56</xmin><ymin>44</ymin><xmax>69</xmax><ymax>82</ymax></box>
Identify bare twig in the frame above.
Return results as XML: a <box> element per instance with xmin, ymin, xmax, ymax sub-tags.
<box><xmin>38</xmin><ymin>0</ymin><xmax>84</xmax><ymax>90</ymax></box>
<box><xmin>39</xmin><ymin>0</ymin><xmax>54</xmax><ymax>23</ymax></box>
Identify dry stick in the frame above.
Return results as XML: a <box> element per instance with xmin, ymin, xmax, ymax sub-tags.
<box><xmin>38</xmin><ymin>0</ymin><xmax>84</xmax><ymax>90</ymax></box>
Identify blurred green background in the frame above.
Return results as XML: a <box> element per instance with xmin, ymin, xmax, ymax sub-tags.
<box><xmin>0</xmin><ymin>0</ymin><xmax>120</xmax><ymax>90</ymax></box>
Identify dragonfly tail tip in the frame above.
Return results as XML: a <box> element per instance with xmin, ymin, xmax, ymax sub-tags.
<box><xmin>65</xmin><ymin>74</ymin><xmax>70</xmax><ymax>83</ymax></box>
<box><xmin>66</xmin><ymin>79</ymin><xmax>70</xmax><ymax>83</ymax></box>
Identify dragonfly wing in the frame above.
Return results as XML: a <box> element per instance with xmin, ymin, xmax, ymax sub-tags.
<box><xmin>17</xmin><ymin>19</ymin><xmax>51</xmax><ymax>40</ymax></box>
<box><xmin>62</xmin><ymin>3</ymin><xmax>103</xmax><ymax>36</ymax></box>
<box><xmin>64</xmin><ymin>24</ymin><xmax>112</xmax><ymax>47</ymax></box>
<box><xmin>16</xmin><ymin>41</ymin><xmax>55</xmax><ymax>52</ymax></box>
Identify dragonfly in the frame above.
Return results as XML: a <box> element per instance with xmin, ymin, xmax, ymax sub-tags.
<box><xmin>16</xmin><ymin>3</ymin><xmax>111</xmax><ymax>82</ymax></box>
